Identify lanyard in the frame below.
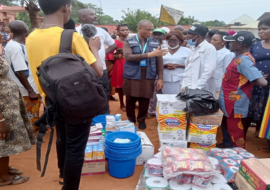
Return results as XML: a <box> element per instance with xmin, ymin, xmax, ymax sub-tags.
<box><xmin>136</xmin><ymin>35</ymin><xmax>148</xmax><ymax>54</ymax></box>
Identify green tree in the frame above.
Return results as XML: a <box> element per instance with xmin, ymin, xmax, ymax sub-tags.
<box><xmin>178</xmin><ymin>15</ymin><xmax>198</xmax><ymax>25</ymax></box>
<box><xmin>0</xmin><ymin>0</ymin><xmax>17</xmax><ymax>6</ymax></box>
<box><xmin>1</xmin><ymin>0</ymin><xmax>40</xmax><ymax>29</ymax></box>
<box><xmin>15</xmin><ymin>12</ymin><xmax>31</xmax><ymax>28</ymax></box>
<box><xmin>71</xmin><ymin>0</ymin><xmax>87</xmax><ymax>24</ymax></box>
<box><xmin>122</xmin><ymin>9</ymin><xmax>159</xmax><ymax>32</ymax></box>
<box><xmin>201</xmin><ymin>20</ymin><xmax>227</xmax><ymax>27</ymax></box>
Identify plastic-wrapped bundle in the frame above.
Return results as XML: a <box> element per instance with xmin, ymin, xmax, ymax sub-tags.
<box><xmin>161</xmin><ymin>147</ymin><xmax>214</xmax><ymax>179</ymax></box>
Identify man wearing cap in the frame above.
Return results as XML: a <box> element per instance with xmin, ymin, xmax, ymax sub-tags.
<box><xmin>218</xmin><ymin>31</ymin><xmax>268</xmax><ymax>148</ymax></box>
<box><xmin>181</xmin><ymin>24</ymin><xmax>217</xmax><ymax>97</ymax></box>
<box><xmin>152</xmin><ymin>28</ymin><xmax>166</xmax><ymax>44</ymax></box>
<box><xmin>161</xmin><ymin>27</ymin><xmax>170</xmax><ymax>34</ymax></box>
<box><xmin>147</xmin><ymin>28</ymin><xmax>166</xmax><ymax>118</ymax></box>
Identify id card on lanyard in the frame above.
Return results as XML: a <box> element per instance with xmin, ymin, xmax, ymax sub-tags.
<box><xmin>136</xmin><ymin>35</ymin><xmax>148</xmax><ymax>67</ymax></box>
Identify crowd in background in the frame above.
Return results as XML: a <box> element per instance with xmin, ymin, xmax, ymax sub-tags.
<box><xmin>0</xmin><ymin>0</ymin><xmax>270</xmax><ymax>189</ymax></box>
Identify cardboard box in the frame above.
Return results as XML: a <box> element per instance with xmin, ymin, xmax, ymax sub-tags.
<box><xmin>187</xmin><ymin>123</ymin><xmax>218</xmax><ymax>144</ymax></box>
<box><xmin>239</xmin><ymin>158</ymin><xmax>270</xmax><ymax>190</ymax></box>
<box><xmin>190</xmin><ymin>109</ymin><xmax>224</xmax><ymax>126</ymax></box>
<box><xmin>158</xmin><ymin>122</ymin><xmax>187</xmax><ymax>141</ymax></box>
<box><xmin>136</xmin><ymin>132</ymin><xmax>154</xmax><ymax>165</ymax></box>
<box><xmin>189</xmin><ymin>142</ymin><xmax>217</xmax><ymax>154</ymax></box>
<box><xmin>235</xmin><ymin>172</ymin><xmax>254</xmax><ymax>190</ymax></box>
<box><xmin>160</xmin><ymin>140</ymin><xmax>188</xmax><ymax>148</ymax></box>
<box><xmin>156</xmin><ymin>94</ymin><xmax>186</xmax><ymax>123</ymax></box>
<box><xmin>81</xmin><ymin>159</ymin><xmax>106</xmax><ymax>176</ymax></box>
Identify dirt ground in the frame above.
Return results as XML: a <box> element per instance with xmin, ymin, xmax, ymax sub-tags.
<box><xmin>5</xmin><ymin>97</ymin><xmax>270</xmax><ymax>190</ymax></box>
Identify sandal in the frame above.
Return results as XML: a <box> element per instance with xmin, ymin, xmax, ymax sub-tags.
<box><xmin>109</xmin><ymin>96</ymin><xmax>119</xmax><ymax>101</ymax></box>
<box><xmin>8</xmin><ymin>167</ymin><xmax>23</xmax><ymax>175</ymax></box>
<box><xmin>0</xmin><ymin>175</ymin><xmax>29</xmax><ymax>187</ymax></box>
<box><xmin>120</xmin><ymin>107</ymin><xmax>126</xmax><ymax>112</ymax></box>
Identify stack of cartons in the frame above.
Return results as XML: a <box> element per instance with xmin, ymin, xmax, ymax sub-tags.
<box><xmin>156</xmin><ymin>94</ymin><xmax>188</xmax><ymax>148</ymax></box>
<box><xmin>236</xmin><ymin>158</ymin><xmax>270</xmax><ymax>190</ymax></box>
<box><xmin>187</xmin><ymin>110</ymin><xmax>223</xmax><ymax>153</ymax></box>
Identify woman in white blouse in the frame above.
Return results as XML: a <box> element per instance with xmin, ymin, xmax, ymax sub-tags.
<box><xmin>163</xmin><ymin>31</ymin><xmax>191</xmax><ymax>94</ymax></box>
<box><xmin>211</xmin><ymin>31</ymin><xmax>235</xmax><ymax>93</ymax></box>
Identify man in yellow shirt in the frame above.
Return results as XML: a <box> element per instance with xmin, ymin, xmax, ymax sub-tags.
<box><xmin>26</xmin><ymin>0</ymin><xmax>103</xmax><ymax>189</ymax></box>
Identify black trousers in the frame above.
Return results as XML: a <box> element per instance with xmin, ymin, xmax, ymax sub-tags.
<box><xmin>100</xmin><ymin>69</ymin><xmax>110</xmax><ymax>114</ymax></box>
<box><xmin>126</xmin><ymin>95</ymin><xmax>150</xmax><ymax>123</ymax></box>
<box><xmin>56</xmin><ymin>118</ymin><xmax>92</xmax><ymax>190</ymax></box>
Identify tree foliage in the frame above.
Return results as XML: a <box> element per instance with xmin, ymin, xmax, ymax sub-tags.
<box><xmin>178</xmin><ymin>15</ymin><xmax>198</xmax><ymax>25</ymax></box>
<box><xmin>201</xmin><ymin>20</ymin><xmax>227</xmax><ymax>27</ymax></box>
<box><xmin>1</xmin><ymin>0</ymin><xmax>39</xmax><ymax>29</ymax></box>
<box><xmin>122</xmin><ymin>9</ymin><xmax>159</xmax><ymax>32</ymax></box>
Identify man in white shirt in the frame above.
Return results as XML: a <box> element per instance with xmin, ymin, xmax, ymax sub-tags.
<box><xmin>76</xmin><ymin>9</ymin><xmax>117</xmax><ymax>114</ymax></box>
<box><xmin>5</xmin><ymin>20</ymin><xmax>40</xmax><ymax>130</ymax></box>
<box><xmin>181</xmin><ymin>24</ymin><xmax>217</xmax><ymax>98</ymax></box>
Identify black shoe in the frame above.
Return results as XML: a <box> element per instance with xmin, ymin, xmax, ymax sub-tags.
<box><xmin>216</xmin><ymin>143</ymin><xmax>233</xmax><ymax>148</ymax></box>
<box><xmin>139</xmin><ymin>122</ymin><xmax>147</xmax><ymax>130</ymax></box>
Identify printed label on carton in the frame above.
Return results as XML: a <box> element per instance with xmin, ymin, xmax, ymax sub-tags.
<box><xmin>187</xmin><ymin>123</ymin><xmax>218</xmax><ymax>144</ymax></box>
<box><xmin>159</xmin><ymin>122</ymin><xmax>187</xmax><ymax>141</ymax></box>
<box><xmin>239</xmin><ymin>159</ymin><xmax>270</xmax><ymax>190</ymax></box>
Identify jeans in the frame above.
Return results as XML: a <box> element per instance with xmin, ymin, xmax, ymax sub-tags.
<box><xmin>56</xmin><ymin>118</ymin><xmax>92</xmax><ymax>190</ymax></box>
<box><xmin>100</xmin><ymin>69</ymin><xmax>110</xmax><ymax>114</ymax></box>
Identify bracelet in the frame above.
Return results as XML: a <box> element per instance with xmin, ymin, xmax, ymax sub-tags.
<box><xmin>0</xmin><ymin>118</ymin><xmax>5</xmax><ymax>122</ymax></box>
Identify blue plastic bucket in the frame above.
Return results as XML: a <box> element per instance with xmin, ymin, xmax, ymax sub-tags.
<box><xmin>106</xmin><ymin>150</ymin><xmax>142</xmax><ymax>178</ymax></box>
<box><xmin>92</xmin><ymin>114</ymin><xmax>114</xmax><ymax>128</ymax></box>
<box><xmin>105</xmin><ymin>140</ymin><xmax>141</xmax><ymax>150</ymax></box>
<box><xmin>105</xmin><ymin>131</ymin><xmax>141</xmax><ymax>147</ymax></box>
<box><xmin>105</xmin><ymin>143</ymin><xmax>142</xmax><ymax>155</ymax></box>
<box><xmin>105</xmin><ymin>149</ymin><xmax>142</xmax><ymax>160</ymax></box>
<box><xmin>105</xmin><ymin>142</ymin><xmax>141</xmax><ymax>152</ymax></box>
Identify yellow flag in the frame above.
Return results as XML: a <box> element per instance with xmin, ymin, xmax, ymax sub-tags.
<box><xmin>160</xmin><ymin>5</ymin><xmax>184</xmax><ymax>25</ymax></box>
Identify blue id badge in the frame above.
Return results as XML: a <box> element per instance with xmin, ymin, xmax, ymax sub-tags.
<box><xmin>140</xmin><ymin>60</ymin><xmax>147</xmax><ymax>67</ymax></box>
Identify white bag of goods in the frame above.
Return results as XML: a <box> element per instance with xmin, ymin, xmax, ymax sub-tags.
<box><xmin>211</xmin><ymin>173</ymin><xmax>228</xmax><ymax>184</ymax></box>
<box><xmin>212</xmin><ymin>184</ymin><xmax>233</xmax><ymax>190</ymax></box>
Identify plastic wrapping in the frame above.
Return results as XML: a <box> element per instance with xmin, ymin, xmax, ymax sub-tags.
<box><xmin>176</xmin><ymin>88</ymin><xmax>219</xmax><ymax>116</ymax></box>
<box><xmin>106</xmin><ymin>121</ymin><xmax>135</xmax><ymax>132</ymax></box>
<box><xmin>211</xmin><ymin>173</ymin><xmax>228</xmax><ymax>184</ymax></box>
<box><xmin>135</xmin><ymin>169</ymin><xmax>146</xmax><ymax>190</ymax></box>
<box><xmin>176</xmin><ymin>174</ymin><xmax>193</xmax><ymax>184</ymax></box>
<box><xmin>161</xmin><ymin>147</ymin><xmax>214</xmax><ymax>179</ymax></box>
<box><xmin>192</xmin><ymin>175</ymin><xmax>212</xmax><ymax>188</ymax></box>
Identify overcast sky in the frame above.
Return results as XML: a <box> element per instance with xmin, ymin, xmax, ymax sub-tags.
<box><xmin>80</xmin><ymin>0</ymin><xmax>269</xmax><ymax>24</ymax></box>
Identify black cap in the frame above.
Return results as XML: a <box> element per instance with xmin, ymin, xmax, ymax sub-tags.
<box><xmin>188</xmin><ymin>24</ymin><xmax>209</xmax><ymax>37</ymax></box>
<box><xmin>223</xmin><ymin>31</ymin><xmax>256</xmax><ymax>46</ymax></box>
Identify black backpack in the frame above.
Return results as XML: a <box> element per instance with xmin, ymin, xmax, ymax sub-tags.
<box><xmin>37</xmin><ymin>29</ymin><xmax>107</xmax><ymax>124</ymax></box>
<box><xmin>35</xmin><ymin>30</ymin><xmax>107</xmax><ymax>176</ymax></box>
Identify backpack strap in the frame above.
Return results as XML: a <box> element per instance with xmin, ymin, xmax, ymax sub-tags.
<box><xmin>35</xmin><ymin>99</ymin><xmax>57</xmax><ymax>177</ymax></box>
<box><xmin>59</xmin><ymin>29</ymin><xmax>74</xmax><ymax>53</ymax></box>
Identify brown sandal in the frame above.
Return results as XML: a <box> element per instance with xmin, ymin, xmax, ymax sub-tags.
<box><xmin>0</xmin><ymin>175</ymin><xmax>29</xmax><ymax>187</ymax></box>
<box><xmin>8</xmin><ymin>167</ymin><xmax>23</xmax><ymax>175</ymax></box>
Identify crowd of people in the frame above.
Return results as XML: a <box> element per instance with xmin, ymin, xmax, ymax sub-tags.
<box><xmin>0</xmin><ymin>0</ymin><xmax>270</xmax><ymax>189</ymax></box>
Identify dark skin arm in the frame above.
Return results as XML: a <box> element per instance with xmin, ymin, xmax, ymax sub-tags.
<box><xmin>0</xmin><ymin>112</ymin><xmax>10</xmax><ymax>140</ymax></box>
<box><xmin>15</xmin><ymin>71</ymin><xmax>38</xmax><ymax>99</ymax></box>
<box><xmin>252</xmin><ymin>77</ymin><xmax>268</xmax><ymax>86</ymax></box>
<box><xmin>164</xmin><ymin>63</ymin><xmax>185</xmax><ymax>70</ymax></box>
<box><xmin>106</xmin><ymin>43</ymin><xmax>117</xmax><ymax>55</ymax></box>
